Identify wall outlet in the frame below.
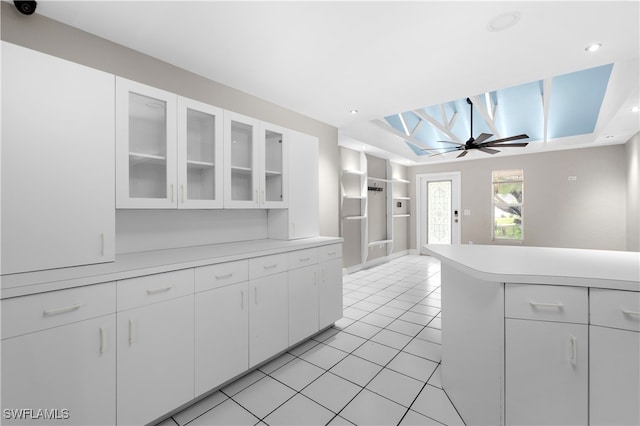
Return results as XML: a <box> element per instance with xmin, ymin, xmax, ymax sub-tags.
<box><xmin>568</xmin><ymin>176</ymin><xmax>577</xmax><ymax>181</ymax></box>
<box><xmin>464</xmin><ymin>209</ymin><xmax>471</xmax><ymax>216</ymax></box>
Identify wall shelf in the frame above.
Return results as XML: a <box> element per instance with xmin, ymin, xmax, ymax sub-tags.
<box><xmin>393</xmin><ymin>214</ymin><xmax>411</xmax><ymax>218</ymax></box>
<box><xmin>368</xmin><ymin>176</ymin><xmax>391</xmax><ymax>183</ymax></box>
<box><xmin>393</xmin><ymin>196</ymin><xmax>411</xmax><ymax>200</ymax></box>
<box><xmin>368</xmin><ymin>239</ymin><xmax>392</xmax><ymax>247</ymax></box>
<box><xmin>393</xmin><ymin>178</ymin><xmax>410</xmax><ymax>184</ymax></box>
<box><xmin>344</xmin><ymin>215</ymin><xmax>367</xmax><ymax>220</ymax></box>
<box><xmin>342</xmin><ymin>169</ymin><xmax>365</xmax><ymax>176</ymax></box>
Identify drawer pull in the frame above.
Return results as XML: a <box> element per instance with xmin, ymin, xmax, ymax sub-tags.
<box><xmin>569</xmin><ymin>335</ymin><xmax>577</xmax><ymax>366</ymax></box>
<box><xmin>241</xmin><ymin>290</ymin><xmax>244</xmax><ymax>309</ymax></box>
<box><xmin>299</xmin><ymin>257</ymin><xmax>311</xmax><ymax>262</ymax></box>
<box><xmin>327</xmin><ymin>251</ymin><xmax>337</xmax><ymax>256</ymax></box>
<box><xmin>43</xmin><ymin>303</ymin><xmax>82</xmax><ymax>316</ymax></box>
<box><xmin>99</xmin><ymin>327</ymin><xmax>106</xmax><ymax>355</ymax></box>
<box><xmin>263</xmin><ymin>264</ymin><xmax>278</xmax><ymax>270</ymax></box>
<box><xmin>146</xmin><ymin>286</ymin><xmax>172</xmax><ymax>295</ymax></box>
<box><xmin>254</xmin><ymin>287</ymin><xmax>258</xmax><ymax>304</ymax></box>
<box><xmin>129</xmin><ymin>320</ymin><xmax>135</xmax><ymax>346</ymax></box>
<box><xmin>529</xmin><ymin>301</ymin><xmax>564</xmax><ymax>309</ymax></box>
<box><xmin>622</xmin><ymin>309</ymin><xmax>640</xmax><ymax>317</ymax></box>
<box><xmin>215</xmin><ymin>273</ymin><xmax>233</xmax><ymax>280</ymax></box>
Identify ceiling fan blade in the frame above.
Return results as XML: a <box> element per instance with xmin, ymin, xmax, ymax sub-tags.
<box><xmin>421</xmin><ymin>147</ymin><xmax>459</xmax><ymax>151</ymax></box>
<box><xmin>473</xmin><ymin>133</ymin><xmax>493</xmax><ymax>145</ymax></box>
<box><xmin>457</xmin><ymin>150</ymin><xmax>469</xmax><ymax>158</ymax></box>
<box><xmin>437</xmin><ymin>140</ymin><xmax>465</xmax><ymax>146</ymax></box>
<box><xmin>428</xmin><ymin>151</ymin><xmax>456</xmax><ymax>157</ymax></box>
<box><xmin>478</xmin><ymin>147</ymin><xmax>500</xmax><ymax>155</ymax></box>
<box><xmin>489</xmin><ymin>134</ymin><xmax>529</xmax><ymax>144</ymax></box>
<box><xmin>484</xmin><ymin>142</ymin><xmax>529</xmax><ymax>148</ymax></box>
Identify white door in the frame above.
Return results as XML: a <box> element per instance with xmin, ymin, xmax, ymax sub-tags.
<box><xmin>288</xmin><ymin>265</ymin><xmax>319</xmax><ymax>345</ymax></box>
<box><xmin>223</xmin><ymin>111</ymin><xmax>260</xmax><ymax>208</ymax></box>
<box><xmin>319</xmin><ymin>258</ymin><xmax>344</xmax><ymax>329</ymax></box>
<box><xmin>417</xmin><ymin>172</ymin><xmax>461</xmax><ymax>252</ymax></box>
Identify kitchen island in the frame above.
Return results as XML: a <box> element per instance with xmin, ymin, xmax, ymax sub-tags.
<box><xmin>424</xmin><ymin>244</ymin><xmax>639</xmax><ymax>426</ymax></box>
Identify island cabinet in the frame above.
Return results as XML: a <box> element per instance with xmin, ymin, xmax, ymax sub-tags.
<box><xmin>505</xmin><ymin>284</ymin><xmax>588</xmax><ymax>426</ymax></box>
<box><xmin>116</xmin><ymin>270</ymin><xmax>195</xmax><ymax>426</ymax></box>
<box><xmin>1</xmin><ymin>283</ymin><xmax>117</xmax><ymax>425</ymax></box>
<box><xmin>1</xmin><ymin>41</ymin><xmax>115</xmax><ymax>275</ymax></box>
<box><xmin>589</xmin><ymin>289</ymin><xmax>640</xmax><ymax>426</ymax></box>
<box><xmin>194</xmin><ymin>260</ymin><xmax>249</xmax><ymax>396</ymax></box>
<box><xmin>116</xmin><ymin>77</ymin><xmax>224</xmax><ymax>209</ymax></box>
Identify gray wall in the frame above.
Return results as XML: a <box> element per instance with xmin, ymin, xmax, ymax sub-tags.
<box><xmin>626</xmin><ymin>133</ymin><xmax>640</xmax><ymax>251</ymax></box>
<box><xmin>1</xmin><ymin>2</ymin><xmax>340</xmax><ymax>239</ymax></box>
<box><xmin>409</xmin><ymin>144</ymin><xmax>628</xmax><ymax>251</ymax></box>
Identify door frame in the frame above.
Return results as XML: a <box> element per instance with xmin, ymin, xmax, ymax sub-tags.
<box><xmin>416</xmin><ymin>171</ymin><xmax>461</xmax><ymax>253</ymax></box>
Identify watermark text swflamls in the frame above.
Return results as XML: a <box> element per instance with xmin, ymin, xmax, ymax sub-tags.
<box><xmin>3</xmin><ymin>408</ymin><xmax>70</xmax><ymax>420</ymax></box>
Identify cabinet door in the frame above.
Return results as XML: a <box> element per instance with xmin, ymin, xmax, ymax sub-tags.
<box><xmin>223</xmin><ymin>111</ymin><xmax>260</xmax><ymax>208</ymax></box>
<box><xmin>249</xmin><ymin>272</ymin><xmax>288</xmax><ymax>367</ymax></box>
<box><xmin>177</xmin><ymin>97</ymin><xmax>224</xmax><ymax>209</ymax></box>
<box><xmin>590</xmin><ymin>325</ymin><xmax>640</xmax><ymax>426</ymax></box>
<box><xmin>116</xmin><ymin>77</ymin><xmax>177</xmax><ymax>208</ymax></box>
<box><xmin>1</xmin><ymin>42</ymin><xmax>115</xmax><ymax>274</ymax></box>
<box><xmin>288</xmin><ymin>265</ymin><xmax>319</xmax><ymax>345</ymax></box>
<box><xmin>117</xmin><ymin>295</ymin><xmax>194</xmax><ymax>426</ymax></box>
<box><xmin>505</xmin><ymin>319</ymin><xmax>588</xmax><ymax>425</ymax></box>
<box><xmin>1</xmin><ymin>315</ymin><xmax>116</xmax><ymax>425</ymax></box>
<box><xmin>260</xmin><ymin>122</ymin><xmax>289</xmax><ymax>209</ymax></box>
<box><xmin>195</xmin><ymin>282</ymin><xmax>249</xmax><ymax>396</ymax></box>
<box><xmin>319</xmin><ymin>258</ymin><xmax>343</xmax><ymax>329</ymax></box>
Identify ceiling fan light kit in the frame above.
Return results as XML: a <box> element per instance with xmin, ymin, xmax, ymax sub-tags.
<box><xmin>426</xmin><ymin>97</ymin><xmax>529</xmax><ymax>158</ymax></box>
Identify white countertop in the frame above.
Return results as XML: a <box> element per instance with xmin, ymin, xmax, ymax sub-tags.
<box><xmin>1</xmin><ymin>237</ymin><xmax>343</xmax><ymax>299</ymax></box>
<box><xmin>424</xmin><ymin>244</ymin><xmax>640</xmax><ymax>291</ymax></box>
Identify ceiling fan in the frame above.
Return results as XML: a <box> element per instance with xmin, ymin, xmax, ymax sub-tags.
<box><xmin>426</xmin><ymin>98</ymin><xmax>529</xmax><ymax>158</ymax></box>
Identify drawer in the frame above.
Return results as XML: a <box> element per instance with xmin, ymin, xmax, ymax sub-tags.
<box><xmin>2</xmin><ymin>282</ymin><xmax>116</xmax><ymax>339</ymax></box>
<box><xmin>287</xmin><ymin>248</ymin><xmax>318</xmax><ymax>270</ymax></box>
<box><xmin>505</xmin><ymin>284</ymin><xmax>588</xmax><ymax>324</ymax></box>
<box><xmin>249</xmin><ymin>253</ymin><xmax>288</xmax><ymax>280</ymax></box>
<box><xmin>590</xmin><ymin>288</ymin><xmax>640</xmax><ymax>332</ymax></box>
<box><xmin>117</xmin><ymin>269</ymin><xmax>194</xmax><ymax>312</ymax></box>
<box><xmin>195</xmin><ymin>260</ymin><xmax>248</xmax><ymax>293</ymax></box>
<box><xmin>319</xmin><ymin>244</ymin><xmax>342</xmax><ymax>262</ymax></box>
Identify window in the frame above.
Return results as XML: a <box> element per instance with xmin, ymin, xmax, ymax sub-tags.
<box><xmin>492</xmin><ymin>169</ymin><xmax>523</xmax><ymax>241</ymax></box>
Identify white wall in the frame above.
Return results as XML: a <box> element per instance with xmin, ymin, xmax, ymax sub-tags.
<box><xmin>0</xmin><ymin>2</ymin><xmax>340</xmax><ymax>249</ymax></box>
<box><xmin>409</xmin><ymin>144</ymin><xmax>628</xmax><ymax>251</ymax></box>
<box><xmin>626</xmin><ymin>133</ymin><xmax>640</xmax><ymax>251</ymax></box>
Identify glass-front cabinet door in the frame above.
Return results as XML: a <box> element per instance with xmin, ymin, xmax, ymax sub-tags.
<box><xmin>177</xmin><ymin>97</ymin><xmax>223</xmax><ymax>209</ymax></box>
<box><xmin>261</xmin><ymin>123</ymin><xmax>288</xmax><ymax>209</ymax></box>
<box><xmin>116</xmin><ymin>77</ymin><xmax>177</xmax><ymax>208</ymax></box>
<box><xmin>223</xmin><ymin>111</ymin><xmax>260</xmax><ymax>208</ymax></box>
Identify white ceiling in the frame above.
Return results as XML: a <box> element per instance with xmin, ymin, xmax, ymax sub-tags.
<box><xmin>32</xmin><ymin>1</ymin><xmax>640</xmax><ymax>164</ymax></box>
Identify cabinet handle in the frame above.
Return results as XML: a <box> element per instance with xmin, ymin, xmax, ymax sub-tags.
<box><xmin>146</xmin><ymin>286</ymin><xmax>172</xmax><ymax>295</ymax></box>
<box><xmin>261</xmin><ymin>190</ymin><xmax>265</xmax><ymax>204</ymax></box>
<box><xmin>299</xmin><ymin>257</ymin><xmax>311</xmax><ymax>262</ymax></box>
<box><xmin>529</xmin><ymin>301</ymin><xmax>564</xmax><ymax>309</ymax></box>
<box><xmin>241</xmin><ymin>290</ymin><xmax>244</xmax><ymax>309</ymax></box>
<box><xmin>215</xmin><ymin>273</ymin><xmax>233</xmax><ymax>280</ymax></box>
<box><xmin>327</xmin><ymin>251</ymin><xmax>337</xmax><ymax>256</ymax></box>
<box><xmin>323</xmin><ymin>268</ymin><xmax>326</xmax><ymax>282</ymax></box>
<box><xmin>254</xmin><ymin>287</ymin><xmax>258</xmax><ymax>304</ymax></box>
<box><xmin>263</xmin><ymin>264</ymin><xmax>278</xmax><ymax>270</ymax></box>
<box><xmin>129</xmin><ymin>320</ymin><xmax>135</xmax><ymax>346</ymax></box>
<box><xmin>99</xmin><ymin>327</ymin><xmax>106</xmax><ymax>355</ymax></box>
<box><xmin>43</xmin><ymin>303</ymin><xmax>82</xmax><ymax>317</ymax></box>
<box><xmin>255</xmin><ymin>190</ymin><xmax>259</xmax><ymax>205</ymax></box>
<box><xmin>314</xmin><ymin>271</ymin><xmax>318</xmax><ymax>286</ymax></box>
<box><xmin>170</xmin><ymin>184</ymin><xmax>174</xmax><ymax>203</ymax></box>
<box><xmin>181</xmin><ymin>184</ymin><xmax>185</xmax><ymax>204</ymax></box>
<box><xmin>101</xmin><ymin>233</ymin><xmax>105</xmax><ymax>257</ymax></box>
<box><xmin>622</xmin><ymin>309</ymin><xmax>640</xmax><ymax>317</ymax></box>
<box><xmin>569</xmin><ymin>335</ymin><xmax>577</xmax><ymax>366</ymax></box>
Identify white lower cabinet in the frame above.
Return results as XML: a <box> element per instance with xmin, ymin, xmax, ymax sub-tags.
<box><xmin>195</xmin><ymin>281</ymin><xmax>249</xmax><ymax>395</ymax></box>
<box><xmin>505</xmin><ymin>319</ymin><xmax>588</xmax><ymax>425</ymax></box>
<box><xmin>249</xmin><ymin>271</ymin><xmax>289</xmax><ymax>367</ymax></box>
<box><xmin>289</xmin><ymin>264</ymin><xmax>320</xmax><ymax>345</ymax></box>
<box><xmin>318</xmin><ymin>246</ymin><xmax>343</xmax><ymax>329</ymax></box>
<box><xmin>1</xmin><ymin>315</ymin><xmax>116</xmax><ymax>425</ymax></box>
<box><xmin>116</xmin><ymin>271</ymin><xmax>195</xmax><ymax>426</ymax></box>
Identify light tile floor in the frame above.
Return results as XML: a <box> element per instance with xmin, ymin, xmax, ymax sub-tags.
<box><xmin>158</xmin><ymin>255</ymin><xmax>465</xmax><ymax>426</ymax></box>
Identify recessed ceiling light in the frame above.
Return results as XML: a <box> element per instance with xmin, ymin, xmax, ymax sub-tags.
<box><xmin>631</xmin><ymin>106</ymin><xmax>639</xmax><ymax>113</ymax></box>
<box><xmin>487</xmin><ymin>11</ymin><xmax>521</xmax><ymax>32</ymax></box>
<box><xmin>350</xmin><ymin>109</ymin><xmax>358</xmax><ymax>115</ymax></box>
<box><xmin>585</xmin><ymin>43</ymin><xmax>602</xmax><ymax>52</ymax></box>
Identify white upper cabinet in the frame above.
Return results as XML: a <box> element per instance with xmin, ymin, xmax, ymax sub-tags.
<box><xmin>177</xmin><ymin>97</ymin><xmax>224</xmax><ymax>208</ymax></box>
<box><xmin>116</xmin><ymin>77</ymin><xmax>177</xmax><ymax>208</ymax></box>
<box><xmin>116</xmin><ymin>78</ymin><xmax>224</xmax><ymax>209</ymax></box>
<box><xmin>1</xmin><ymin>42</ymin><xmax>115</xmax><ymax>274</ymax></box>
<box><xmin>224</xmin><ymin>111</ymin><xmax>289</xmax><ymax>209</ymax></box>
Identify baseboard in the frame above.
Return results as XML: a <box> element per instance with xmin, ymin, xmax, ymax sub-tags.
<box><xmin>342</xmin><ymin>250</ymin><xmax>413</xmax><ymax>275</ymax></box>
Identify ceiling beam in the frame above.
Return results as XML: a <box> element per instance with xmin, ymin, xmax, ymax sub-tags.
<box><xmin>470</xmin><ymin>95</ymin><xmax>501</xmax><ymax>139</ymax></box>
<box><xmin>371</xmin><ymin>119</ymin><xmax>439</xmax><ymax>155</ymax></box>
<box><xmin>412</xmin><ymin>109</ymin><xmax>463</xmax><ymax>144</ymax></box>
